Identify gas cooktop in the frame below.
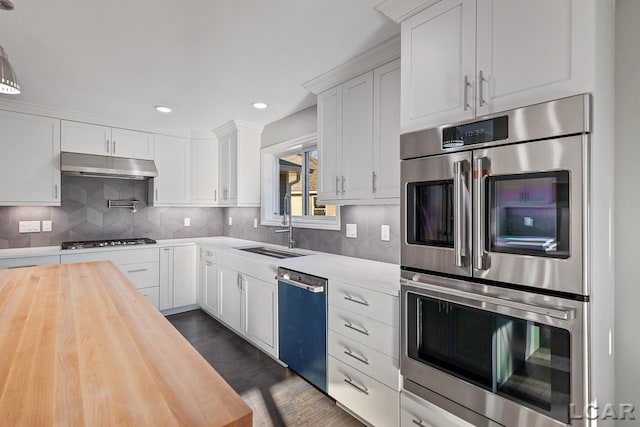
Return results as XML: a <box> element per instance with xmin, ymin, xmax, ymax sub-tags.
<box><xmin>61</xmin><ymin>238</ymin><xmax>157</xmax><ymax>250</ymax></box>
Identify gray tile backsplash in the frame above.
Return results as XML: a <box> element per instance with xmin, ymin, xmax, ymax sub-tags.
<box><xmin>0</xmin><ymin>176</ymin><xmax>399</xmax><ymax>264</ymax></box>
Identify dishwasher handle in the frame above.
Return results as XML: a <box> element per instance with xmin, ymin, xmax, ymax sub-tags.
<box><xmin>277</xmin><ymin>276</ymin><xmax>325</xmax><ymax>293</ymax></box>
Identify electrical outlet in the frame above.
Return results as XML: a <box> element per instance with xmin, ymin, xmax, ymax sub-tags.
<box><xmin>381</xmin><ymin>225</ymin><xmax>390</xmax><ymax>241</ymax></box>
<box><xmin>19</xmin><ymin>221</ymin><xmax>41</xmax><ymax>233</ymax></box>
<box><xmin>253</xmin><ymin>218</ymin><xmax>258</xmax><ymax>228</ymax></box>
<box><xmin>42</xmin><ymin>220</ymin><xmax>52</xmax><ymax>232</ymax></box>
<box><xmin>184</xmin><ymin>218</ymin><xmax>191</xmax><ymax>227</ymax></box>
<box><xmin>346</xmin><ymin>223</ymin><xmax>357</xmax><ymax>238</ymax></box>
<box><xmin>228</xmin><ymin>216</ymin><xmax>233</xmax><ymax>226</ymax></box>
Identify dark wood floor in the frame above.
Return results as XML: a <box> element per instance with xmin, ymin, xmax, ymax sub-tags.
<box><xmin>167</xmin><ymin>309</ymin><xmax>363</xmax><ymax>427</ymax></box>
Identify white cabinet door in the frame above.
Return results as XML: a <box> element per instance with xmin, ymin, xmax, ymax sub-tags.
<box><xmin>401</xmin><ymin>391</ymin><xmax>474</xmax><ymax>427</ymax></box>
<box><xmin>204</xmin><ymin>262</ymin><xmax>219</xmax><ymax>317</ymax></box>
<box><xmin>219</xmin><ymin>266</ymin><xmax>242</xmax><ymax>331</ymax></box>
<box><xmin>373</xmin><ymin>59</ymin><xmax>401</xmax><ymax>200</ymax></box>
<box><xmin>341</xmin><ymin>71</ymin><xmax>374</xmax><ymax>201</ymax></box>
<box><xmin>61</xmin><ymin>120</ymin><xmax>111</xmax><ymax>156</ymax></box>
<box><xmin>159</xmin><ymin>247</ymin><xmax>174</xmax><ymax>310</ymax></box>
<box><xmin>191</xmin><ymin>138</ymin><xmax>219</xmax><ymax>205</ymax></box>
<box><xmin>401</xmin><ymin>0</ymin><xmax>476</xmax><ymax>132</ymax></box>
<box><xmin>0</xmin><ymin>111</ymin><xmax>61</xmax><ymax>206</ymax></box>
<box><xmin>111</xmin><ymin>128</ymin><xmax>154</xmax><ymax>160</ymax></box>
<box><xmin>476</xmin><ymin>0</ymin><xmax>591</xmax><ymax>115</ymax></box>
<box><xmin>218</xmin><ymin>134</ymin><xmax>238</xmax><ymax>203</ymax></box>
<box><xmin>197</xmin><ymin>252</ymin><xmax>206</xmax><ymax>307</ymax></box>
<box><xmin>244</xmin><ymin>275</ymin><xmax>277</xmax><ymax>356</ymax></box>
<box><xmin>173</xmin><ymin>245</ymin><xmax>197</xmax><ymax>307</ymax></box>
<box><xmin>152</xmin><ymin>135</ymin><xmax>190</xmax><ymax>205</ymax></box>
<box><xmin>317</xmin><ymin>85</ymin><xmax>342</xmax><ymax>202</ymax></box>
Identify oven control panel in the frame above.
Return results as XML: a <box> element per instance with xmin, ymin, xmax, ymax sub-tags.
<box><xmin>442</xmin><ymin>116</ymin><xmax>509</xmax><ymax>149</ymax></box>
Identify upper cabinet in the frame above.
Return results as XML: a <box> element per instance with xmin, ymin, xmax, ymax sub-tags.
<box><xmin>317</xmin><ymin>60</ymin><xmax>401</xmax><ymax>205</ymax></box>
<box><xmin>61</xmin><ymin>120</ymin><xmax>154</xmax><ymax>160</ymax></box>
<box><xmin>214</xmin><ymin>120</ymin><xmax>263</xmax><ymax>207</ymax></box>
<box><xmin>401</xmin><ymin>0</ymin><xmax>596</xmax><ymax>132</ymax></box>
<box><xmin>190</xmin><ymin>138</ymin><xmax>220</xmax><ymax>206</ymax></box>
<box><xmin>149</xmin><ymin>135</ymin><xmax>190</xmax><ymax>206</ymax></box>
<box><xmin>0</xmin><ymin>110</ymin><xmax>61</xmax><ymax>206</ymax></box>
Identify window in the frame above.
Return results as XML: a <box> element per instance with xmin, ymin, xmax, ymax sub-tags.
<box><xmin>262</xmin><ymin>134</ymin><xmax>340</xmax><ymax>230</ymax></box>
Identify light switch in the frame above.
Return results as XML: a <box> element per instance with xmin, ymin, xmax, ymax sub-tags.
<box><xmin>184</xmin><ymin>218</ymin><xmax>191</xmax><ymax>227</ymax></box>
<box><xmin>346</xmin><ymin>223</ymin><xmax>357</xmax><ymax>238</ymax></box>
<box><xmin>381</xmin><ymin>225</ymin><xmax>390</xmax><ymax>241</ymax></box>
<box><xmin>19</xmin><ymin>221</ymin><xmax>41</xmax><ymax>233</ymax></box>
<box><xmin>228</xmin><ymin>216</ymin><xmax>233</xmax><ymax>226</ymax></box>
<box><xmin>42</xmin><ymin>220</ymin><xmax>52</xmax><ymax>232</ymax></box>
<box><xmin>253</xmin><ymin>218</ymin><xmax>258</xmax><ymax>228</ymax></box>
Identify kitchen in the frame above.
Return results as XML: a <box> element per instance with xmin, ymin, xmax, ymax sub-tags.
<box><xmin>0</xmin><ymin>0</ymin><xmax>636</xmax><ymax>426</ymax></box>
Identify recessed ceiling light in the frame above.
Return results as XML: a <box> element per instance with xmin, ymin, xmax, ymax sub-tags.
<box><xmin>155</xmin><ymin>105</ymin><xmax>172</xmax><ymax>113</ymax></box>
<box><xmin>252</xmin><ymin>102</ymin><xmax>268</xmax><ymax>110</ymax></box>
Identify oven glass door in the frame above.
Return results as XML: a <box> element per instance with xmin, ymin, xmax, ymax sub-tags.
<box><xmin>406</xmin><ymin>292</ymin><xmax>572</xmax><ymax>424</ymax></box>
<box><xmin>407</xmin><ymin>180</ymin><xmax>454</xmax><ymax>248</ymax></box>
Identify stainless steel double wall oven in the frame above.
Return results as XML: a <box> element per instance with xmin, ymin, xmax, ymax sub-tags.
<box><xmin>400</xmin><ymin>94</ymin><xmax>592</xmax><ymax>427</ymax></box>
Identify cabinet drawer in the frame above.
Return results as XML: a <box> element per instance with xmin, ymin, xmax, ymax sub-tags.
<box><xmin>138</xmin><ymin>286</ymin><xmax>160</xmax><ymax>309</ymax></box>
<box><xmin>61</xmin><ymin>247</ymin><xmax>159</xmax><ymax>265</ymax></box>
<box><xmin>328</xmin><ymin>305</ymin><xmax>398</xmax><ymax>359</ymax></box>
<box><xmin>328</xmin><ymin>356</ymin><xmax>399</xmax><ymax>427</ymax></box>
<box><xmin>0</xmin><ymin>255</ymin><xmax>60</xmax><ymax>269</ymax></box>
<box><xmin>401</xmin><ymin>391</ymin><xmax>474</xmax><ymax>427</ymax></box>
<box><xmin>329</xmin><ymin>281</ymin><xmax>399</xmax><ymax>327</ymax></box>
<box><xmin>119</xmin><ymin>262</ymin><xmax>159</xmax><ymax>289</ymax></box>
<box><xmin>329</xmin><ymin>330</ymin><xmax>400</xmax><ymax>391</ymax></box>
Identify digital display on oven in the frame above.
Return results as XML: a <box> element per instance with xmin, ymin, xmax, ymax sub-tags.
<box><xmin>442</xmin><ymin>116</ymin><xmax>509</xmax><ymax>148</ymax></box>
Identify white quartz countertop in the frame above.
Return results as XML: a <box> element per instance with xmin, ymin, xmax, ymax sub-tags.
<box><xmin>0</xmin><ymin>236</ymin><xmax>400</xmax><ymax>296</ymax></box>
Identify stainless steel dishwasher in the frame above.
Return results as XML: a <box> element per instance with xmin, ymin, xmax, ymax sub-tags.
<box><xmin>277</xmin><ymin>267</ymin><xmax>327</xmax><ymax>392</ymax></box>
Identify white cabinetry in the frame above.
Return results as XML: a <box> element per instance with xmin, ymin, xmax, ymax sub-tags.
<box><xmin>61</xmin><ymin>120</ymin><xmax>154</xmax><ymax>160</ymax></box>
<box><xmin>159</xmin><ymin>245</ymin><xmax>197</xmax><ymax>311</ymax></box>
<box><xmin>0</xmin><ymin>110</ymin><xmax>61</xmax><ymax>206</ymax></box>
<box><xmin>191</xmin><ymin>138</ymin><xmax>220</xmax><ymax>206</ymax></box>
<box><xmin>0</xmin><ymin>256</ymin><xmax>61</xmax><ymax>270</ymax></box>
<box><xmin>150</xmin><ymin>135</ymin><xmax>190</xmax><ymax>205</ymax></box>
<box><xmin>204</xmin><ymin>260</ymin><xmax>219</xmax><ymax>317</ymax></box>
<box><xmin>244</xmin><ymin>274</ymin><xmax>277</xmax><ymax>356</ymax></box>
<box><xmin>318</xmin><ymin>60</ymin><xmax>401</xmax><ymax>205</ymax></box>
<box><xmin>401</xmin><ymin>0</ymin><xmax>596</xmax><ymax>132</ymax></box>
<box><xmin>213</xmin><ymin>120</ymin><xmax>264</xmax><ymax>207</ymax></box>
<box><xmin>219</xmin><ymin>266</ymin><xmax>243</xmax><ymax>331</ymax></box>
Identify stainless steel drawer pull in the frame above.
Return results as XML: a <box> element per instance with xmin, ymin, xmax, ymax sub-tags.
<box><xmin>344</xmin><ymin>321</ymin><xmax>369</xmax><ymax>336</ymax></box>
<box><xmin>344</xmin><ymin>348</ymin><xmax>369</xmax><ymax>365</ymax></box>
<box><xmin>344</xmin><ymin>294</ymin><xmax>369</xmax><ymax>306</ymax></box>
<box><xmin>127</xmin><ymin>268</ymin><xmax>148</xmax><ymax>273</ymax></box>
<box><xmin>205</xmin><ymin>262</ymin><xmax>213</xmax><ymax>267</ymax></box>
<box><xmin>8</xmin><ymin>265</ymin><xmax>36</xmax><ymax>269</ymax></box>
<box><xmin>413</xmin><ymin>419</ymin><xmax>431</xmax><ymax>427</ymax></box>
<box><xmin>344</xmin><ymin>376</ymin><xmax>368</xmax><ymax>395</ymax></box>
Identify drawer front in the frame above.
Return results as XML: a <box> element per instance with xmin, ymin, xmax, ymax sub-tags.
<box><xmin>0</xmin><ymin>255</ymin><xmax>60</xmax><ymax>269</ymax></box>
<box><xmin>328</xmin><ymin>356</ymin><xmax>399</xmax><ymax>427</ymax></box>
<box><xmin>329</xmin><ymin>281</ymin><xmax>399</xmax><ymax>327</ymax></box>
<box><xmin>329</xmin><ymin>305</ymin><xmax>399</xmax><ymax>359</ymax></box>
<box><xmin>119</xmin><ymin>262</ymin><xmax>159</xmax><ymax>289</ymax></box>
<box><xmin>328</xmin><ymin>330</ymin><xmax>400</xmax><ymax>391</ymax></box>
<box><xmin>61</xmin><ymin>247</ymin><xmax>159</xmax><ymax>265</ymax></box>
<box><xmin>139</xmin><ymin>286</ymin><xmax>160</xmax><ymax>309</ymax></box>
<box><xmin>401</xmin><ymin>391</ymin><xmax>474</xmax><ymax>427</ymax></box>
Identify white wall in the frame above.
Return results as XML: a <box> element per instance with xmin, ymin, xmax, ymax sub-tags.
<box><xmin>261</xmin><ymin>105</ymin><xmax>317</xmax><ymax>148</ymax></box>
<box><xmin>615</xmin><ymin>1</ymin><xmax>640</xmax><ymax>424</ymax></box>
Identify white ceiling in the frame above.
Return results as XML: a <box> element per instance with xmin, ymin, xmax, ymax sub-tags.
<box><xmin>0</xmin><ymin>0</ymin><xmax>399</xmax><ymax>134</ymax></box>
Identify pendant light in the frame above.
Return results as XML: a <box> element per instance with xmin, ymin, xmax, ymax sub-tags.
<box><xmin>0</xmin><ymin>45</ymin><xmax>20</xmax><ymax>94</ymax></box>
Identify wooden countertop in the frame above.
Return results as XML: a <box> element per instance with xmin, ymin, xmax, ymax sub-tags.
<box><xmin>0</xmin><ymin>261</ymin><xmax>252</xmax><ymax>426</ymax></box>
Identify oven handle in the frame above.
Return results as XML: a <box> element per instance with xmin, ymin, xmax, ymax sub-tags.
<box><xmin>474</xmin><ymin>157</ymin><xmax>491</xmax><ymax>271</ymax></box>
<box><xmin>453</xmin><ymin>160</ymin><xmax>467</xmax><ymax>267</ymax></box>
<box><xmin>405</xmin><ymin>280</ymin><xmax>575</xmax><ymax>321</ymax></box>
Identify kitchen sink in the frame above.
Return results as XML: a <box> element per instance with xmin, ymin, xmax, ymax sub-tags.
<box><xmin>237</xmin><ymin>246</ymin><xmax>307</xmax><ymax>259</ymax></box>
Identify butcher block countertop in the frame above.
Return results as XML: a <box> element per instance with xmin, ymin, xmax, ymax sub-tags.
<box><xmin>0</xmin><ymin>261</ymin><xmax>252</xmax><ymax>427</ymax></box>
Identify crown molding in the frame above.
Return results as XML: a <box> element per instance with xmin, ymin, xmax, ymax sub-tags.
<box><xmin>375</xmin><ymin>0</ymin><xmax>441</xmax><ymax>23</ymax></box>
<box><xmin>303</xmin><ymin>35</ymin><xmax>400</xmax><ymax>95</ymax></box>
<box><xmin>213</xmin><ymin>119</ymin><xmax>264</xmax><ymax>137</ymax></box>
<box><xmin>0</xmin><ymin>97</ymin><xmax>191</xmax><ymax>138</ymax></box>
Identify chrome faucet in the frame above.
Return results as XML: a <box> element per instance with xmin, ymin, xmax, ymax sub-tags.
<box><xmin>274</xmin><ymin>193</ymin><xmax>295</xmax><ymax>249</ymax></box>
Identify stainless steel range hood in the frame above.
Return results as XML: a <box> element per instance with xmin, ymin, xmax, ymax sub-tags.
<box><xmin>61</xmin><ymin>152</ymin><xmax>158</xmax><ymax>180</ymax></box>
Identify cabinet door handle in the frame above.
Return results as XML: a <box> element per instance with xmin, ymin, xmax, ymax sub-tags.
<box><xmin>344</xmin><ymin>348</ymin><xmax>369</xmax><ymax>365</ymax></box>
<box><xmin>372</xmin><ymin>171</ymin><xmax>377</xmax><ymax>193</ymax></box>
<box><xmin>344</xmin><ymin>320</ymin><xmax>369</xmax><ymax>336</ymax></box>
<box><xmin>413</xmin><ymin>419</ymin><xmax>432</xmax><ymax>427</ymax></box>
<box><xmin>463</xmin><ymin>75</ymin><xmax>470</xmax><ymax>111</ymax></box>
<box><xmin>127</xmin><ymin>268</ymin><xmax>148</xmax><ymax>273</ymax></box>
<box><xmin>214</xmin><ymin>189</ymin><xmax>217</xmax><ymax>202</ymax></box>
<box><xmin>344</xmin><ymin>376</ymin><xmax>368</xmax><ymax>395</ymax></box>
<box><xmin>163</xmin><ymin>248</ymin><xmax>171</xmax><ymax>252</ymax></box>
<box><xmin>155</xmin><ymin>188</ymin><xmax>159</xmax><ymax>201</ymax></box>
<box><xmin>205</xmin><ymin>262</ymin><xmax>213</xmax><ymax>267</ymax></box>
<box><xmin>8</xmin><ymin>265</ymin><xmax>36</xmax><ymax>269</ymax></box>
<box><xmin>113</xmin><ymin>140</ymin><xmax>116</xmax><ymax>154</ymax></box>
<box><xmin>106</xmin><ymin>139</ymin><xmax>110</xmax><ymax>153</ymax></box>
<box><xmin>54</xmin><ymin>184</ymin><xmax>58</xmax><ymax>199</ymax></box>
<box><xmin>336</xmin><ymin>176</ymin><xmax>340</xmax><ymax>196</ymax></box>
<box><xmin>478</xmin><ymin>70</ymin><xmax>486</xmax><ymax>107</ymax></box>
<box><xmin>344</xmin><ymin>294</ymin><xmax>369</xmax><ymax>306</ymax></box>
<box><xmin>341</xmin><ymin>176</ymin><xmax>346</xmax><ymax>195</ymax></box>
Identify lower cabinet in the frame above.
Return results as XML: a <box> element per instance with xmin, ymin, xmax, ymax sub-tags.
<box><xmin>244</xmin><ymin>274</ymin><xmax>277</xmax><ymax>356</ymax></box>
<box><xmin>219</xmin><ymin>266</ymin><xmax>243</xmax><ymax>331</ymax></box>
<box><xmin>0</xmin><ymin>255</ymin><xmax>61</xmax><ymax>270</ymax></box>
<box><xmin>400</xmin><ymin>391</ymin><xmax>474</xmax><ymax>427</ymax></box>
<box><xmin>139</xmin><ymin>286</ymin><xmax>160</xmax><ymax>309</ymax></box>
<box><xmin>159</xmin><ymin>245</ymin><xmax>197</xmax><ymax>311</ymax></box>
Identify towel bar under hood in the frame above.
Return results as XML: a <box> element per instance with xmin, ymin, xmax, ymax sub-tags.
<box><xmin>61</xmin><ymin>152</ymin><xmax>158</xmax><ymax>180</ymax></box>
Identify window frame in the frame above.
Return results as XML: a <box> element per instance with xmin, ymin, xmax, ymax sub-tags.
<box><xmin>261</xmin><ymin>133</ymin><xmax>340</xmax><ymax>230</ymax></box>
